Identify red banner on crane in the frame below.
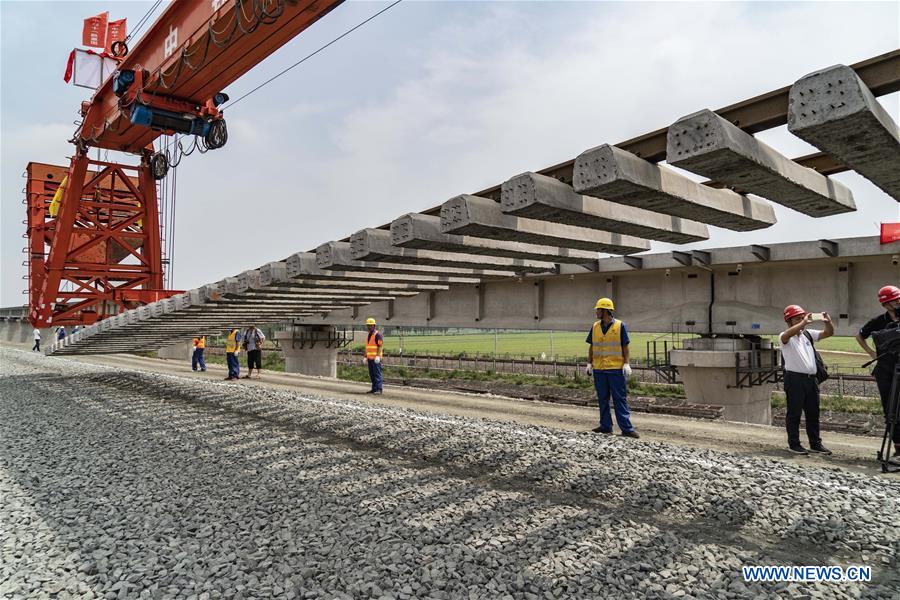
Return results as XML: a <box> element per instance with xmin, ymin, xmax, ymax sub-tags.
<box><xmin>105</xmin><ymin>18</ymin><xmax>127</xmax><ymax>52</ymax></box>
<box><xmin>82</xmin><ymin>12</ymin><xmax>109</xmax><ymax>49</ymax></box>
<box><xmin>881</xmin><ymin>222</ymin><xmax>900</xmax><ymax>244</ymax></box>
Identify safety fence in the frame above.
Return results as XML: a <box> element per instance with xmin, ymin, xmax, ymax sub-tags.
<box><xmin>336</xmin><ymin>350</ymin><xmax>879</xmax><ymax>395</ymax></box>
<box><xmin>203</xmin><ymin>345</ymin><xmax>878</xmax><ymax>397</ymax></box>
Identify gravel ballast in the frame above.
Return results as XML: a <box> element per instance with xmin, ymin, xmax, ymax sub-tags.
<box><xmin>1</xmin><ymin>348</ymin><xmax>898</xmax><ymax>599</ymax></box>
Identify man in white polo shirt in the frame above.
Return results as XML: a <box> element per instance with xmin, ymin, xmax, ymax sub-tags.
<box><xmin>780</xmin><ymin>305</ymin><xmax>834</xmax><ymax>455</ymax></box>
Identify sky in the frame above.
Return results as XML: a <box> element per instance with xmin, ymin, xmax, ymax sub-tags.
<box><xmin>1</xmin><ymin>0</ymin><xmax>898</xmax><ymax>308</ymax></box>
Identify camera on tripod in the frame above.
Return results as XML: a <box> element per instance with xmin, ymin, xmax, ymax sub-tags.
<box><xmin>870</xmin><ymin>324</ymin><xmax>900</xmax><ymax>473</ymax></box>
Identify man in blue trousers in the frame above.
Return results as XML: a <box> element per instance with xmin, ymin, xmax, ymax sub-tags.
<box><xmin>364</xmin><ymin>317</ymin><xmax>384</xmax><ymax>394</ymax></box>
<box><xmin>192</xmin><ymin>335</ymin><xmax>207</xmax><ymax>372</ymax></box>
<box><xmin>224</xmin><ymin>327</ymin><xmax>242</xmax><ymax>380</ymax></box>
<box><xmin>585</xmin><ymin>297</ymin><xmax>639</xmax><ymax>438</ymax></box>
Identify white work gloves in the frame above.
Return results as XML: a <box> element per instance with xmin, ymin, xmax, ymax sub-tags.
<box><xmin>585</xmin><ymin>364</ymin><xmax>593</xmax><ymax>376</ymax></box>
<box><xmin>362</xmin><ymin>357</ymin><xmax>368</xmax><ymax>365</ymax></box>
<box><xmin>374</xmin><ymin>356</ymin><xmax>381</xmax><ymax>364</ymax></box>
<box><xmin>622</xmin><ymin>363</ymin><xmax>633</xmax><ymax>378</ymax></box>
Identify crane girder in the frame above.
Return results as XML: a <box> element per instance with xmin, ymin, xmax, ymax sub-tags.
<box><xmin>79</xmin><ymin>0</ymin><xmax>344</xmax><ymax>152</ymax></box>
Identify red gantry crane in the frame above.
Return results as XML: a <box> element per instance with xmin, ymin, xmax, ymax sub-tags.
<box><xmin>26</xmin><ymin>0</ymin><xmax>344</xmax><ymax>328</ymax></box>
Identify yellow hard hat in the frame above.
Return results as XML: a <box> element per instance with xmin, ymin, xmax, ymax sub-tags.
<box><xmin>365</xmin><ymin>318</ymin><xmax>377</xmax><ymax>326</ymax></box>
<box><xmin>594</xmin><ymin>297</ymin><xmax>615</xmax><ymax>311</ymax></box>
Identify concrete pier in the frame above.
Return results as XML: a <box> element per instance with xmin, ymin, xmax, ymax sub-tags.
<box><xmin>440</xmin><ymin>194</ymin><xmax>650</xmax><ymax>254</ymax></box>
<box><xmin>572</xmin><ymin>143</ymin><xmax>777</xmax><ymax>231</ymax></box>
<box><xmin>349</xmin><ymin>228</ymin><xmax>557</xmax><ymax>273</ymax></box>
<box><xmin>667</xmin><ymin>109</ymin><xmax>856</xmax><ymax>216</ymax></box>
<box><xmin>500</xmin><ymin>172</ymin><xmax>710</xmax><ymax>243</ymax></box>
<box><xmin>158</xmin><ymin>340</ymin><xmax>193</xmax><ymax>361</ymax></box>
<box><xmin>669</xmin><ymin>338</ymin><xmax>775</xmax><ymax>425</ymax></box>
<box><xmin>274</xmin><ymin>326</ymin><xmax>341</xmax><ymax>377</ymax></box>
<box><xmin>788</xmin><ymin>64</ymin><xmax>900</xmax><ymax>201</ymax></box>
<box><xmin>1</xmin><ymin>320</ymin><xmax>32</xmax><ymax>344</ymax></box>
<box><xmin>391</xmin><ymin>213</ymin><xmax>602</xmax><ymax>263</ymax></box>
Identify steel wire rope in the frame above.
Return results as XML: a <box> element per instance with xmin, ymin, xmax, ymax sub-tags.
<box><xmin>168</xmin><ymin>162</ymin><xmax>177</xmax><ymax>287</ymax></box>
<box><xmin>126</xmin><ymin>0</ymin><xmax>165</xmax><ymax>44</ymax></box>
<box><xmin>223</xmin><ymin>0</ymin><xmax>403</xmax><ymax>111</ymax></box>
<box><xmin>153</xmin><ymin>0</ymin><xmax>403</xmax><ymax>157</ymax></box>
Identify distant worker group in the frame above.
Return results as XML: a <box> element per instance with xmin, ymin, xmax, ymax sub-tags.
<box><xmin>216</xmin><ymin>325</ymin><xmax>267</xmax><ymax>381</ymax></box>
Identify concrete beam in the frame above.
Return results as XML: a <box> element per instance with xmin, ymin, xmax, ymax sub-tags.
<box><xmin>202</xmin><ymin>280</ymin><xmax>389</xmax><ymax>307</ymax></box>
<box><xmin>349</xmin><ymin>228</ymin><xmax>557</xmax><ymax>274</ymax></box>
<box><xmin>265</xmin><ymin>279</ymin><xmax>449</xmax><ymax>293</ymax></box>
<box><xmin>692</xmin><ymin>250</ymin><xmax>711</xmax><ymax>267</ymax></box>
<box><xmin>500</xmin><ymin>172</ymin><xmax>709</xmax><ymax>244</ymax></box>
<box><xmin>439</xmin><ymin>194</ymin><xmax>650</xmax><ymax>254</ymax></box>
<box><xmin>672</xmin><ymin>251</ymin><xmax>693</xmax><ymax>267</ymax></box>
<box><xmin>788</xmin><ymin>64</ymin><xmax>900</xmax><ymax>201</ymax></box>
<box><xmin>623</xmin><ymin>256</ymin><xmax>643</xmax><ymax>270</ymax></box>
<box><xmin>751</xmin><ymin>245</ymin><xmax>771</xmax><ymax>261</ymax></box>
<box><xmin>667</xmin><ymin>109</ymin><xmax>856</xmax><ymax>216</ymax></box>
<box><xmin>391</xmin><ymin>212</ymin><xmax>600</xmax><ymax>264</ymax></box>
<box><xmin>819</xmin><ymin>239</ymin><xmax>839</xmax><ymax>257</ymax></box>
<box><xmin>76</xmin><ymin>309</ymin><xmax>321</xmax><ymax>338</ymax></box>
<box><xmin>316</xmin><ymin>241</ymin><xmax>513</xmax><ymax>279</ymax></box>
<box><xmin>81</xmin><ymin>313</ymin><xmax>319</xmax><ymax>336</ymax></box>
<box><xmin>570</xmin><ymin>235</ymin><xmax>896</xmax><ymax>273</ymax></box>
<box><xmin>280</xmin><ymin>253</ymin><xmax>479</xmax><ymax>286</ymax></box>
<box><xmin>58</xmin><ymin>311</ymin><xmax>321</xmax><ymax>345</ymax></box>
<box><xmin>217</xmin><ymin>273</ymin><xmax>429</xmax><ymax>299</ymax></box>
<box><xmin>227</xmin><ymin>290</ymin><xmax>413</xmax><ymax>301</ymax></box>
<box><xmin>572</xmin><ymin>143</ymin><xmax>777</xmax><ymax>231</ymax></box>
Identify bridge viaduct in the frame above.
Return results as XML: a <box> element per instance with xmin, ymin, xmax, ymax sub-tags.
<box><xmin>6</xmin><ymin>54</ymin><xmax>898</xmax><ymax>424</ymax></box>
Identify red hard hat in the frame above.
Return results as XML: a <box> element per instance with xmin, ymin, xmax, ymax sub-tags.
<box><xmin>878</xmin><ymin>285</ymin><xmax>900</xmax><ymax>304</ymax></box>
<box><xmin>783</xmin><ymin>305</ymin><xmax>806</xmax><ymax>321</ymax></box>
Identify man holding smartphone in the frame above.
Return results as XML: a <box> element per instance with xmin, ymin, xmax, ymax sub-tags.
<box><xmin>780</xmin><ymin>305</ymin><xmax>834</xmax><ymax>455</ymax></box>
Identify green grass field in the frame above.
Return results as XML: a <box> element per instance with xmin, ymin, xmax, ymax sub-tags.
<box><xmin>197</xmin><ymin>354</ymin><xmax>881</xmax><ymax>414</ymax></box>
<box><xmin>355</xmin><ymin>331</ymin><xmax>679</xmax><ymax>360</ymax></box>
<box><xmin>349</xmin><ymin>330</ymin><xmax>872</xmax><ymax>370</ymax></box>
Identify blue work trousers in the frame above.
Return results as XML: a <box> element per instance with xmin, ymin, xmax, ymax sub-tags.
<box><xmin>226</xmin><ymin>352</ymin><xmax>240</xmax><ymax>379</ymax></box>
<box><xmin>367</xmin><ymin>358</ymin><xmax>383</xmax><ymax>392</ymax></box>
<box><xmin>593</xmin><ymin>370</ymin><xmax>634</xmax><ymax>433</ymax></box>
<box><xmin>192</xmin><ymin>348</ymin><xmax>206</xmax><ymax>371</ymax></box>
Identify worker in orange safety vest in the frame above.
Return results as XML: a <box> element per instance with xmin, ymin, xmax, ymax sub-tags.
<box><xmin>192</xmin><ymin>335</ymin><xmax>206</xmax><ymax>372</ymax></box>
<box><xmin>364</xmin><ymin>318</ymin><xmax>384</xmax><ymax>394</ymax></box>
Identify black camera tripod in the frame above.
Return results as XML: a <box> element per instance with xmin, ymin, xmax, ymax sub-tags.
<box><xmin>863</xmin><ymin>351</ymin><xmax>900</xmax><ymax>474</ymax></box>
<box><xmin>877</xmin><ymin>362</ymin><xmax>900</xmax><ymax>473</ymax></box>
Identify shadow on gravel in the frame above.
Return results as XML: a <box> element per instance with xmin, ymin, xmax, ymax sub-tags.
<box><xmin>2</xmin><ymin>366</ymin><xmax>897</xmax><ymax>598</ymax></box>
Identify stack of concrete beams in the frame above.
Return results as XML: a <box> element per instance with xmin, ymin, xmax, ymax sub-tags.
<box><xmin>49</xmin><ymin>59</ymin><xmax>900</xmax><ymax>355</ymax></box>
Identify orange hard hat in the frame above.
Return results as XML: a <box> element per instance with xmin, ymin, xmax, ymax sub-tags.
<box><xmin>877</xmin><ymin>285</ymin><xmax>900</xmax><ymax>304</ymax></box>
<box><xmin>783</xmin><ymin>305</ymin><xmax>806</xmax><ymax>321</ymax></box>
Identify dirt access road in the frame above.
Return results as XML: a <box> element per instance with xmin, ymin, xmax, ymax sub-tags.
<box><xmin>15</xmin><ymin>342</ymin><xmax>890</xmax><ymax>478</ymax></box>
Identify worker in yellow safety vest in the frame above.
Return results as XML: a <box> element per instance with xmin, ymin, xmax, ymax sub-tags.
<box><xmin>585</xmin><ymin>298</ymin><xmax>639</xmax><ymax>438</ymax></box>
<box><xmin>192</xmin><ymin>335</ymin><xmax>206</xmax><ymax>372</ymax></box>
<box><xmin>363</xmin><ymin>318</ymin><xmax>384</xmax><ymax>394</ymax></box>
<box><xmin>224</xmin><ymin>328</ymin><xmax>242</xmax><ymax>380</ymax></box>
